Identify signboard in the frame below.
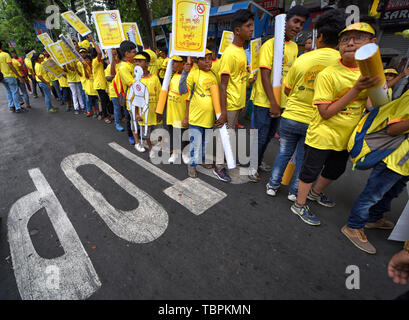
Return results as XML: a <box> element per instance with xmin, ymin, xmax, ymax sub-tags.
<box><xmin>381</xmin><ymin>0</ymin><xmax>409</xmax><ymax>27</ymax></box>
<box><xmin>250</xmin><ymin>38</ymin><xmax>261</xmax><ymax>73</ymax></box>
<box><xmin>42</xmin><ymin>59</ymin><xmax>66</xmax><ymax>78</ymax></box>
<box><xmin>171</xmin><ymin>0</ymin><xmax>211</xmax><ymax>57</ymax></box>
<box><xmin>218</xmin><ymin>31</ymin><xmax>234</xmax><ymax>55</ymax></box>
<box><xmin>37</xmin><ymin>33</ymin><xmax>53</xmax><ymax>47</ymax></box>
<box><xmin>92</xmin><ymin>10</ymin><xmax>125</xmax><ymax>49</ymax></box>
<box><xmin>46</xmin><ymin>42</ymin><xmax>68</xmax><ymax>67</ymax></box>
<box><xmin>61</xmin><ymin>10</ymin><xmax>92</xmax><ymax>37</ymax></box>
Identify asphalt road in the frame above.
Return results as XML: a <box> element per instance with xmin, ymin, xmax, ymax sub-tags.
<box><xmin>0</xmin><ymin>86</ymin><xmax>408</xmax><ymax>300</ymax></box>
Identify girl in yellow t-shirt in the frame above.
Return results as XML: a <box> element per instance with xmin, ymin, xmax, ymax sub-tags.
<box><xmin>82</xmin><ymin>55</ymin><xmax>99</xmax><ymax>118</ymax></box>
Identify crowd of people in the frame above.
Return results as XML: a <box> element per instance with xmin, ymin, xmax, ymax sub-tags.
<box><xmin>0</xmin><ymin>5</ymin><xmax>409</xmax><ymax>275</ymax></box>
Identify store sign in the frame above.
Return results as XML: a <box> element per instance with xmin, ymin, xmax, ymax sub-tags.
<box><xmin>256</xmin><ymin>0</ymin><xmax>279</xmax><ymax>11</ymax></box>
<box><xmin>381</xmin><ymin>0</ymin><xmax>409</xmax><ymax>27</ymax></box>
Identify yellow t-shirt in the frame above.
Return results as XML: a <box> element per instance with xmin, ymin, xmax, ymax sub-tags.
<box><xmin>105</xmin><ymin>63</ymin><xmax>121</xmax><ymax>99</ymax></box>
<box><xmin>12</xmin><ymin>59</ymin><xmax>23</xmax><ymax>77</ymax></box>
<box><xmin>139</xmin><ymin>74</ymin><xmax>162</xmax><ymax>126</ymax></box>
<box><xmin>77</xmin><ymin>61</ymin><xmax>87</xmax><ymax>87</ymax></box>
<box><xmin>187</xmin><ymin>68</ymin><xmax>217</xmax><ymax>128</ymax></box>
<box><xmin>0</xmin><ymin>51</ymin><xmax>16</xmax><ymax>78</ymax></box>
<box><xmin>157</xmin><ymin>57</ymin><xmax>164</xmax><ymax>76</ymax></box>
<box><xmin>92</xmin><ymin>57</ymin><xmax>107</xmax><ymax>90</ymax></box>
<box><xmin>282</xmin><ymin>48</ymin><xmax>341</xmax><ymax>124</ymax></box>
<box><xmin>145</xmin><ymin>49</ymin><xmax>158</xmax><ymax>76</ymax></box>
<box><xmin>388</xmin><ymin>87</ymin><xmax>393</xmax><ymax>101</ymax></box>
<box><xmin>383</xmin><ymin>91</ymin><xmax>409</xmax><ymax>176</ymax></box>
<box><xmin>211</xmin><ymin>58</ymin><xmax>221</xmax><ymax>84</ymax></box>
<box><xmin>167</xmin><ymin>73</ymin><xmax>189</xmax><ymax>128</ymax></box>
<box><xmin>250</xmin><ymin>38</ymin><xmax>298</xmax><ymax>108</ymax></box>
<box><xmin>305</xmin><ymin>59</ymin><xmax>369</xmax><ymax>151</ymax></box>
<box><xmin>119</xmin><ymin>60</ymin><xmax>136</xmax><ymax>110</ymax></box>
<box><xmin>159</xmin><ymin>57</ymin><xmax>169</xmax><ymax>79</ymax></box>
<box><xmin>25</xmin><ymin>57</ymin><xmax>33</xmax><ymax>75</ymax></box>
<box><xmin>35</xmin><ymin>62</ymin><xmax>48</xmax><ymax>83</ymax></box>
<box><xmin>66</xmin><ymin>62</ymin><xmax>80</xmax><ymax>83</ymax></box>
<box><xmin>58</xmin><ymin>74</ymin><xmax>69</xmax><ymax>88</ymax></box>
<box><xmin>218</xmin><ymin>44</ymin><xmax>248</xmax><ymax>111</ymax></box>
<box><xmin>83</xmin><ymin>64</ymin><xmax>97</xmax><ymax>96</ymax></box>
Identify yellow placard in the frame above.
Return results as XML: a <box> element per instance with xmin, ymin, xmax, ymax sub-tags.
<box><xmin>46</xmin><ymin>42</ymin><xmax>68</xmax><ymax>67</ymax></box>
<box><xmin>218</xmin><ymin>31</ymin><xmax>233</xmax><ymax>56</ymax></box>
<box><xmin>172</xmin><ymin>0</ymin><xmax>210</xmax><ymax>57</ymax></box>
<box><xmin>42</xmin><ymin>58</ymin><xmax>65</xmax><ymax>78</ymax></box>
<box><xmin>37</xmin><ymin>33</ymin><xmax>53</xmax><ymax>47</ymax></box>
<box><xmin>60</xmin><ymin>40</ymin><xmax>78</xmax><ymax>64</ymax></box>
<box><xmin>250</xmin><ymin>38</ymin><xmax>261</xmax><ymax>73</ymax></box>
<box><xmin>61</xmin><ymin>11</ymin><xmax>91</xmax><ymax>37</ymax></box>
<box><xmin>122</xmin><ymin>23</ymin><xmax>143</xmax><ymax>47</ymax></box>
<box><xmin>92</xmin><ymin>10</ymin><xmax>125</xmax><ymax>49</ymax></box>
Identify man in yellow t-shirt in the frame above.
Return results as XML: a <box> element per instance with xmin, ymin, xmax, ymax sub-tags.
<box><xmin>344</xmin><ymin>90</ymin><xmax>409</xmax><ymax>254</ymax></box>
<box><xmin>292</xmin><ymin>21</ymin><xmax>381</xmax><ymax>227</ymax></box>
<box><xmin>0</xmin><ymin>43</ymin><xmax>25</xmax><ymax>112</ymax></box>
<box><xmin>10</xmin><ymin>50</ymin><xmax>31</xmax><ymax>109</ymax></box>
<box><xmin>266</xmin><ymin>9</ymin><xmax>345</xmax><ymax>201</ymax></box>
<box><xmin>215</xmin><ymin>9</ymin><xmax>255</xmax><ymax>183</ymax></box>
<box><xmin>248</xmin><ymin>5</ymin><xmax>310</xmax><ymax>182</ymax></box>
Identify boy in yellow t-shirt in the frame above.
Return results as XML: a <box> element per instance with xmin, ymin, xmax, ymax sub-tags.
<box><xmin>248</xmin><ymin>5</ymin><xmax>309</xmax><ymax>182</ymax></box>
<box><xmin>266</xmin><ymin>9</ymin><xmax>345</xmax><ymax>201</ymax></box>
<box><xmin>163</xmin><ymin>56</ymin><xmax>189</xmax><ymax>164</ymax></box>
<box><xmin>179</xmin><ymin>50</ymin><xmax>218</xmax><ymax>178</ymax></box>
<box><xmin>133</xmin><ymin>52</ymin><xmax>162</xmax><ymax>158</ymax></box>
<box><xmin>292</xmin><ymin>21</ymin><xmax>381</xmax><ymax>226</ymax></box>
<box><xmin>82</xmin><ymin>55</ymin><xmax>99</xmax><ymax>117</ymax></box>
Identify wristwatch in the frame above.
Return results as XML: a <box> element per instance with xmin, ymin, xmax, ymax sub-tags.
<box><xmin>404</xmin><ymin>240</ymin><xmax>409</xmax><ymax>254</ymax></box>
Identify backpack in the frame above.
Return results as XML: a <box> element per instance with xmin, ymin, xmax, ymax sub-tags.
<box><xmin>348</xmin><ymin>91</ymin><xmax>409</xmax><ymax>170</ymax></box>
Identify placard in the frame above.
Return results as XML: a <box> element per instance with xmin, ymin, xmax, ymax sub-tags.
<box><xmin>61</xmin><ymin>10</ymin><xmax>92</xmax><ymax>37</ymax></box>
<box><xmin>250</xmin><ymin>38</ymin><xmax>261</xmax><ymax>73</ymax></box>
<box><xmin>122</xmin><ymin>23</ymin><xmax>143</xmax><ymax>47</ymax></box>
<box><xmin>37</xmin><ymin>33</ymin><xmax>53</xmax><ymax>47</ymax></box>
<box><xmin>218</xmin><ymin>31</ymin><xmax>234</xmax><ymax>56</ymax></box>
<box><xmin>171</xmin><ymin>0</ymin><xmax>210</xmax><ymax>57</ymax></box>
<box><xmin>42</xmin><ymin>58</ymin><xmax>66</xmax><ymax>78</ymax></box>
<box><xmin>92</xmin><ymin>10</ymin><xmax>125</xmax><ymax>49</ymax></box>
<box><xmin>46</xmin><ymin>42</ymin><xmax>68</xmax><ymax>67</ymax></box>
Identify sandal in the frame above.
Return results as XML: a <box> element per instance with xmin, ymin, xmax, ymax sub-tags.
<box><xmin>200</xmin><ymin>163</ymin><xmax>213</xmax><ymax>169</ymax></box>
<box><xmin>104</xmin><ymin>117</ymin><xmax>112</xmax><ymax>124</ymax></box>
<box><xmin>188</xmin><ymin>166</ymin><xmax>197</xmax><ymax>178</ymax></box>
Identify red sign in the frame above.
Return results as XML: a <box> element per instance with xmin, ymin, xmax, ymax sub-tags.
<box><xmin>386</xmin><ymin>0</ymin><xmax>409</xmax><ymax>10</ymax></box>
<box><xmin>256</xmin><ymin>0</ymin><xmax>279</xmax><ymax>11</ymax></box>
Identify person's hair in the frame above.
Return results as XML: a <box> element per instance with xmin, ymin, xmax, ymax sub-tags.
<box><xmin>136</xmin><ymin>51</ymin><xmax>151</xmax><ymax>63</ymax></box>
<box><xmin>120</xmin><ymin>40</ymin><xmax>137</xmax><ymax>57</ymax></box>
<box><xmin>84</xmin><ymin>55</ymin><xmax>92</xmax><ymax>61</ymax></box>
<box><xmin>90</xmin><ymin>47</ymin><xmax>98</xmax><ymax>59</ymax></box>
<box><xmin>115</xmin><ymin>48</ymin><xmax>122</xmax><ymax>61</ymax></box>
<box><xmin>315</xmin><ymin>8</ymin><xmax>346</xmax><ymax>47</ymax></box>
<box><xmin>25</xmin><ymin>49</ymin><xmax>33</xmax><ymax>55</ymax></box>
<box><xmin>231</xmin><ymin>9</ymin><xmax>255</xmax><ymax>32</ymax></box>
<box><xmin>31</xmin><ymin>53</ymin><xmax>41</xmax><ymax>71</ymax></box>
<box><xmin>286</xmin><ymin>5</ymin><xmax>310</xmax><ymax>21</ymax></box>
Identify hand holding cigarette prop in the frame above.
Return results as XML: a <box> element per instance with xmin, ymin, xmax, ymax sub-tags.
<box><xmin>272</xmin><ymin>14</ymin><xmax>286</xmax><ymax>107</ymax></box>
<box><xmin>355</xmin><ymin>43</ymin><xmax>390</xmax><ymax>108</ymax></box>
<box><xmin>210</xmin><ymin>84</ymin><xmax>236</xmax><ymax>170</ymax></box>
<box><xmin>128</xmin><ymin>66</ymin><xmax>149</xmax><ymax>142</ymax></box>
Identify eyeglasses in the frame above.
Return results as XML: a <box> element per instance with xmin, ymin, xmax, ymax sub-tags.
<box><xmin>339</xmin><ymin>34</ymin><xmax>372</xmax><ymax>44</ymax></box>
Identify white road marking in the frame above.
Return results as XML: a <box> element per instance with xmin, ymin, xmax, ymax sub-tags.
<box><xmin>8</xmin><ymin>168</ymin><xmax>101</xmax><ymax>300</ymax></box>
<box><xmin>61</xmin><ymin>153</ymin><xmax>169</xmax><ymax>243</ymax></box>
<box><xmin>109</xmin><ymin>142</ymin><xmax>227</xmax><ymax>215</ymax></box>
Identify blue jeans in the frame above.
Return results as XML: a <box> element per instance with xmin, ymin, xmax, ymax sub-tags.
<box><xmin>79</xmin><ymin>82</ymin><xmax>90</xmax><ymax>111</ymax></box>
<box><xmin>253</xmin><ymin>105</ymin><xmax>281</xmax><ymax>167</ymax></box>
<box><xmin>38</xmin><ymin>82</ymin><xmax>52</xmax><ymax>110</ymax></box>
<box><xmin>347</xmin><ymin>162</ymin><xmax>408</xmax><ymax>229</ymax></box>
<box><xmin>189</xmin><ymin>125</ymin><xmax>210</xmax><ymax>167</ymax></box>
<box><xmin>112</xmin><ymin>97</ymin><xmax>124</xmax><ymax>125</ymax></box>
<box><xmin>3</xmin><ymin>77</ymin><xmax>21</xmax><ymax>110</ymax></box>
<box><xmin>52</xmin><ymin>80</ymin><xmax>63</xmax><ymax>102</ymax></box>
<box><xmin>268</xmin><ymin>118</ymin><xmax>308</xmax><ymax>195</ymax></box>
<box><xmin>18</xmin><ymin>80</ymin><xmax>30</xmax><ymax>106</ymax></box>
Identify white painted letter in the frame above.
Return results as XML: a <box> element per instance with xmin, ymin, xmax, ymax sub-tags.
<box><xmin>345</xmin><ymin>265</ymin><xmax>360</xmax><ymax>290</ymax></box>
<box><xmin>346</xmin><ymin>5</ymin><xmax>360</xmax><ymax>26</ymax></box>
<box><xmin>46</xmin><ymin>5</ymin><xmax>60</xmax><ymax>30</ymax></box>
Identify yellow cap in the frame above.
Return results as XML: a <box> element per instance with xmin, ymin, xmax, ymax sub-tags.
<box><xmin>339</xmin><ymin>22</ymin><xmax>376</xmax><ymax>36</ymax></box>
<box><xmin>134</xmin><ymin>54</ymin><xmax>146</xmax><ymax>60</ymax></box>
<box><xmin>171</xmin><ymin>56</ymin><xmax>183</xmax><ymax>62</ymax></box>
<box><xmin>384</xmin><ymin>68</ymin><xmax>398</xmax><ymax>75</ymax></box>
<box><xmin>39</xmin><ymin>54</ymin><xmax>44</xmax><ymax>58</ymax></box>
<box><xmin>205</xmin><ymin>49</ymin><xmax>212</xmax><ymax>55</ymax></box>
<box><xmin>79</xmin><ymin>39</ymin><xmax>91</xmax><ymax>50</ymax></box>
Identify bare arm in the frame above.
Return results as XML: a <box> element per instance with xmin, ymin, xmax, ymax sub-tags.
<box><xmin>260</xmin><ymin>67</ymin><xmax>280</xmax><ymax>117</ymax></box>
<box><xmin>387</xmin><ymin>119</ymin><xmax>409</xmax><ymax>136</ymax></box>
<box><xmin>215</xmin><ymin>73</ymin><xmax>229</xmax><ymax>128</ymax></box>
<box><xmin>388</xmin><ymin>68</ymin><xmax>409</xmax><ymax>88</ymax></box>
<box><xmin>88</xmin><ymin>34</ymin><xmax>102</xmax><ymax>62</ymax></box>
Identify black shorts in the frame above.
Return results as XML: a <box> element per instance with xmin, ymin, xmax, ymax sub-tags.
<box><xmin>299</xmin><ymin>145</ymin><xmax>350</xmax><ymax>183</ymax></box>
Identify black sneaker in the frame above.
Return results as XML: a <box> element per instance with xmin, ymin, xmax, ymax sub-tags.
<box><xmin>213</xmin><ymin>167</ymin><xmax>232</xmax><ymax>183</ymax></box>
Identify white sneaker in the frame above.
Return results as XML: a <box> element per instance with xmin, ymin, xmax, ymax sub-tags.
<box><xmin>266</xmin><ymin>183</ymin><xmax>278</xmax><ymax>197</ymax></box>
<box><xmin>135</xmin><ymin>143</ymin><xmax>146</xmax><ymax>153</ymax></box>
<box><xmin>288</xmin><ymin>194</ymin><xmax>297</xmax><ymax>202</ymax></box>
<box><xmin>182</xmin><ymin>153</ymin><xmax>190</xmax><ymax>164</ymax></box>
<box><xmin>168</xmin><ymin>153</ymin><xmax>178</xmax><ymax>164</ymax></box>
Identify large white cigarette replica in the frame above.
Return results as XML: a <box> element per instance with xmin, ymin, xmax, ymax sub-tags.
<box><xmin>127</xmin><ymin>66</ymin><xmax>149</xmax><ymax>142</ymax></box>
<box><xmin>155</xmin><ymin>59</ymin><xmax>174</xmax><ymax>115</ymax></box>
<box><xmin>272</xmin><ymin>14</ymin><xmax>286</xmax><ymax>106</ymax></box>
<box><xmin>355</xmin><ymin>43</ymin><xmax>390</xmax><ymax>107</ymax></box>
<box><xmin>210</xmin><ymin>85</ymin><xmax>236</xmax><ymax>170</ymax></box>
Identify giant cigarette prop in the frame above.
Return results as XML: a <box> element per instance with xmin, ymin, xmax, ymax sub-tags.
<box><xmin>272</xmin><ymin>14</ymin><xmax>286</xmax><ymax>107</ymax></box>
<box><xmin>355</xmin><ymin>43</ymin><xmax>390</xmax><ymax>107</ymax></box>
<box><xmin>155</xmin><ymin>59</ymin><xmax>174</xmax><ymax>115</ymax></box>
<box><xmin>210</xmin><ymin>85</ymin><xmax>236</xmax><ymax>170</ymax></box>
